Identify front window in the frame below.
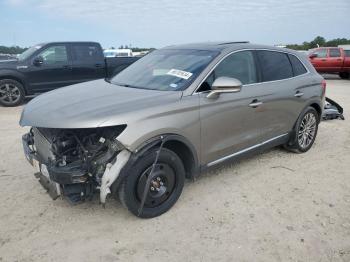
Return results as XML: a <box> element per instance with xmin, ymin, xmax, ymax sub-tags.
<box><xmin>38</xmin><ymin>45</ymin><xmax>68</xmax><ymax>64</ymax></box>
<box><xmin>311</xmin><ymin>48</ymin><xmax>327</xmax><ymax>58</ymax></box>
<box><xmin>198</xmin><ymin>51</ymin><xmax>257</xmax><ymax>92</ymax></box>
<box><xmin>111</xmin><ymin>49</ymin><xmax>219</xmax><ymax>91</ymax></box>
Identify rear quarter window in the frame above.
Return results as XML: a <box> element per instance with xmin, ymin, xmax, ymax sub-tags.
<box><xmin>288</xmin><ymin>54</ymin><xmax>307</xmax><ymax>76</ymax></box>
<box><xmin>344</xmin><ymin>50</ymin><xmax>350</xmax><ymax>57</ymax></box>
<box><xmin>257</xmin><ymin>50</ymin><xmax>293</xmax><ymax>81</ymax></box>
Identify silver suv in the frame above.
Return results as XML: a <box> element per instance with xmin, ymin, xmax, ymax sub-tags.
<box><xmin>21</xmin><ymin>42</ymin><xmax>325</xmax><ymax>218</ymax></box>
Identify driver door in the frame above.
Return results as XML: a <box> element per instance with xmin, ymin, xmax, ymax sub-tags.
<box><xmin>27</xmin><ymin>44</ymin><xmax>73</xmax><ymax>93</ymax></box>
<box><xmin>199</xmin><ymin>50</ymin><xmax>261</xmax><ymax>166</ymax></box>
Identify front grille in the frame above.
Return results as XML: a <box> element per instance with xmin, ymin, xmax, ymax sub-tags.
<box><xmin>32</xmin><ymin>128</ymin><xmax>56</xmax><ymax>163</ymax></box>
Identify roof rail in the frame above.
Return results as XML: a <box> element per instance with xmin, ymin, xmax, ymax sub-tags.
<box><xmin>217</xmin><ymin>41</ymin><xmax>250</xmax><ymax>45</ymax></box>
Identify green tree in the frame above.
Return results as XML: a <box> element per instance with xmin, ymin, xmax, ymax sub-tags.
<box><xmin>309</xmin><ymin>36</ymin><xmax>326</xmax><ymax>48</ymax></box>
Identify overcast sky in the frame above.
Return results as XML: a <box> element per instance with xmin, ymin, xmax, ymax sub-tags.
<box><xmin>0</xmin><ymin>0</ymin><xmax>349</xmax><ymax>49</ymax></box>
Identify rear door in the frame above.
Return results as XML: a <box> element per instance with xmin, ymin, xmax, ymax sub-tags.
<box><xmin>309</xmin><ymin>48</ymin><xmax>329</xmax><ymax>72</ymax></box>
<box><xmin>199</xmin><ymin>50</ymin><xmax>261</xmax><ymax>165</ymax></box>
<box><xmin>327</xmin><ymin>48</ymin><xmax>344</xmax><ymax>72</ymax></box>
<box><xmin>70</xmin><ymin>43</ymin><xmax>106</xmax><ymax>84</ymax></box>
<box><xmin>27</xmin><ymin>44</ymin><xmax>73</xmax><ymax>93</ymax></box>
<box><xmin>254</xmin><ymin>50</ymin><xmax>305</xmax><ymax>142</ymax></box>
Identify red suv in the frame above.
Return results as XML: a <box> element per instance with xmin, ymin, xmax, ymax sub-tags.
<box><xmin>309</xmin><ymin>47</ymin><xmax>350</xmax><ymax>79</ymax></box>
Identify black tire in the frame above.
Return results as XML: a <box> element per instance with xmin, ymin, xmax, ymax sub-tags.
<box><xmin>339</xmin><ymin>72</ymin><xmax>349</xmax><ymax>79</ymax></box>
<box><xmin>284</xmin><ymin>106</ymin><xmax>319</xmax><ymax>153</ymax></box>
<box><xmin>0</xmin><ymin>79</ymin><xmax>25</xmax><ymax>107</ymax></box>
<box><xmin>118</xmin><ymin>148</ymin><xmax>185</xmax><ymax>218</ymax></box>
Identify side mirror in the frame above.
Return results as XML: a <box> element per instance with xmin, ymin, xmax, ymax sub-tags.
<box><xmin>309</xmin><ymin>53</ymin><xmax>317</xmax><ymax>59</ymax></box>
<box><xmin>33</xmin><ymin>56</ymin><xmax>44</xmax><ymax>66</ymax></box>
<box><xmin>207</xmin><ymin>77</ymin><xmax>242</xmax><ymax>99</ymax></box>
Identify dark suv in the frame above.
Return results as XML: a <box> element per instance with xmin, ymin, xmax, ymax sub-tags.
<box><xmin>21</xmin><ymin>42</ymin><xmax>325</xmax><ymax>218</ymax></box>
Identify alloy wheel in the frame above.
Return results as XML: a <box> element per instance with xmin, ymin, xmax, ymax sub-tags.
<box><xmin>298</xmin><ymin>112</ymin><xmax>317</xmax><ymax>149</ymax></box>
<box><xmin>0</xmin><ymin>83</ymin><xmax>21</xmax><ymax>104</ymax></box>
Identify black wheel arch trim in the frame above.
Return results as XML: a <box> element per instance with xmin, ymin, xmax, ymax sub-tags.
<box><xmin>111</xmin><ymin>134</ymin><xmax>199</xmax><ymax>195</ymax></box>
<box><xmin>0</xmin><ymin>71</ymin><xmax>27</xmax><ymax>94</ymax></box>
<box><xmin>287</xmin><ymin>101</ymin><xmax>321</xmax><ymax>146</ymax></box>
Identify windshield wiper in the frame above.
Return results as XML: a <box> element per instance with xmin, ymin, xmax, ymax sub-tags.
<box><xmin>112</xmin><ymin>82</ymin><xmax>144</xmax><ymax>89</ymax></box>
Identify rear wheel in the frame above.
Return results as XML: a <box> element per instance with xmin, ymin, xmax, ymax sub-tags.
<box><xmin>0</xmin><ymin>79</ymin><xmax>25</xmax><ymax>107</ymax></box>
<box><xmin>339</xmin><ymin>72</ymin><xmax>349</xmax><ymax>79</ymax></box>
<box><xmin>284</xmin><ymin>107</ymin><xmax>319</xmax><ymax>153</ymax></box>
<box><xmin>118</xmin><ymin>148</ymin><xmax>185</xmax><ymax>218</ymax></box>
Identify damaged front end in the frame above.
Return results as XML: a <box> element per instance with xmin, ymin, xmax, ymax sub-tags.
<box><xmin>22</xmin><ymin>125</ymin><xmax>130</xmax><ymax>204</ymax></box>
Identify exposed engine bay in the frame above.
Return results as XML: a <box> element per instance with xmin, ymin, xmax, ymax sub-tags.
<box><xmin>23</xmin><ymin>125</ymin><xmax>128</xmax><ymax>203</ymax></box>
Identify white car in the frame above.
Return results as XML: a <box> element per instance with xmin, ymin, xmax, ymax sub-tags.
<box><xmin>103</xmin><ymin>49</ymin><xmax>133</xmax><ymax>57</ymax></box>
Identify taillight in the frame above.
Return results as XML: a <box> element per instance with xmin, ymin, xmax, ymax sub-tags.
<box><xmin>321</xmin><ymin>79</ymin><xmax>326</xmax><ymax>97</ymax></box>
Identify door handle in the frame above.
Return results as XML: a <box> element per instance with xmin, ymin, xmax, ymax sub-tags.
<box><xmin>249</xmin><ymin>99</ymin><xmax>263</xmax><ymax>108</ymax></box>
<box><xmin>95</xmin><ymin>63</ymin><xmax>102</xmax><ymax>68</ymax></box>
<box><xmin>321</xmin><ymin>59</ymin><xmax>327</xmax><ymax>61</ymax></box>
<box><xmin>62</xmin><ymin>65</ymin><xmax>72</xmax><ymax>70</ymax></box>
<box><xmin>294</xmin><ymin>91</ymin><xmax>304</xmax><ymax>97</ymax></box>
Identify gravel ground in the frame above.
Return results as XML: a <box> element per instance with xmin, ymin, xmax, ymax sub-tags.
<box><xmin>0</xmin><ymin>77</ymin><xmax>349</xmax><ymax>262</ymax></box>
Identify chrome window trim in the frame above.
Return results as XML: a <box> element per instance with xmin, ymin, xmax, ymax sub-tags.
<box><xmin>206</xmin><ymin>133</ymin><xmax>289</xmax><ymax>167</ymax></box>
<box><xmin>193</xmin><ymin>48</ymin><xmax>310</xmax><ymax>95</ymax></box>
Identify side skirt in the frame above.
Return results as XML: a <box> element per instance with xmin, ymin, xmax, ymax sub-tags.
<box><xmin>200</xmin><ymin>133</ymin><xmax>290</xmax><ymax>173</ymax></box>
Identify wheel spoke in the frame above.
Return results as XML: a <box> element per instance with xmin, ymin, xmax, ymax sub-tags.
<box><xmin>298</xmin><ymin>112</ymin><xmax>317</xmax><ymax>149</ymax></box>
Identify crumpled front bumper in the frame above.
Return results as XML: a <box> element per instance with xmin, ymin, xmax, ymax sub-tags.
<box><xmin>22</xmin><ymin>133</ymin><xmax>61</xmax><ymax>199</ymax></box>
<box><xmin>22</xmin><ymin>132</ymin><xmax>131</xmax><ymax>204</ymax></box>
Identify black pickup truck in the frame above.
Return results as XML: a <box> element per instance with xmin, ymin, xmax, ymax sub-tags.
<box><xmin>0</xmin><ymin>42</ymin><xmax>140</xmax><ymax>106</ymax></box>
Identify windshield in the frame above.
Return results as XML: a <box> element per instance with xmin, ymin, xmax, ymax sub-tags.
<box><xmin>17</xmin><ymin>45</ymin><xmax>41</xmax><ymax>61</ymax></box>
<box><xmin>111</xmin><ymin>49</ymin><xmax>219</xmax><ymax>91</ymax></box>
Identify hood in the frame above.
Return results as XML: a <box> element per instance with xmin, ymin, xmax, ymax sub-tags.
<box><xmin>20</xmin><ymin>79</ymin><xmax>183</xmax><ymax>128</ymax></box>
<box><xmin>0</xmin><ymin>59</ymin><xmax>19</xmax><ymax>68</ymax></box>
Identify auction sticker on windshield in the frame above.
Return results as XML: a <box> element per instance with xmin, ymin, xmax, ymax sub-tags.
<box><xmin>167</xmin><ymin>69</ymin><xmax>193</xmax><ymax>80</ymax></box>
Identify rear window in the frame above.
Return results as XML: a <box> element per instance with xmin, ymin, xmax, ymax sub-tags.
<box><xmin>288</xmin><ymin>54</ymin><xmax>307</xmax><ymax>76</ymax></box>
<box><xmin>257</xmin><ymin>50</ymin><xmax>293</xmax><ymax>81</ymax></box>
<box><xmin>72</xmin><ymin>44</ymin><xmax>103</xmax><ymax>61</ymax></box>
<box><xmin>329</xmin><ymin>48</ymin><xmax>341</xmax><ymax>57</ymax></box>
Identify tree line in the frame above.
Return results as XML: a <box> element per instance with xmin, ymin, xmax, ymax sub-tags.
<box><xmin>0</xmin><ymin>45</ymin><xmax>27</xmax><ymax>54</ymax></box>
<box><xmin>286</xmin><ymin>36</ymin><xmax>350</xmax><ymax>50</ymax></box>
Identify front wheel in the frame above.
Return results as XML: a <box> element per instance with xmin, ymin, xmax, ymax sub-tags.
<box><xmin>118</xmin><ymin>148</ymin><xmax>185</xmax><ymax>218</ymax></box>
<box><xmin>284</xmin><ymin>107</ymin><xmax>319</xmax><ymax>153</ymax></box>
<box><xmin>0</xmin><ymin>79</ymin><xmax>25</xmax><ymax>107</ymax></box>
